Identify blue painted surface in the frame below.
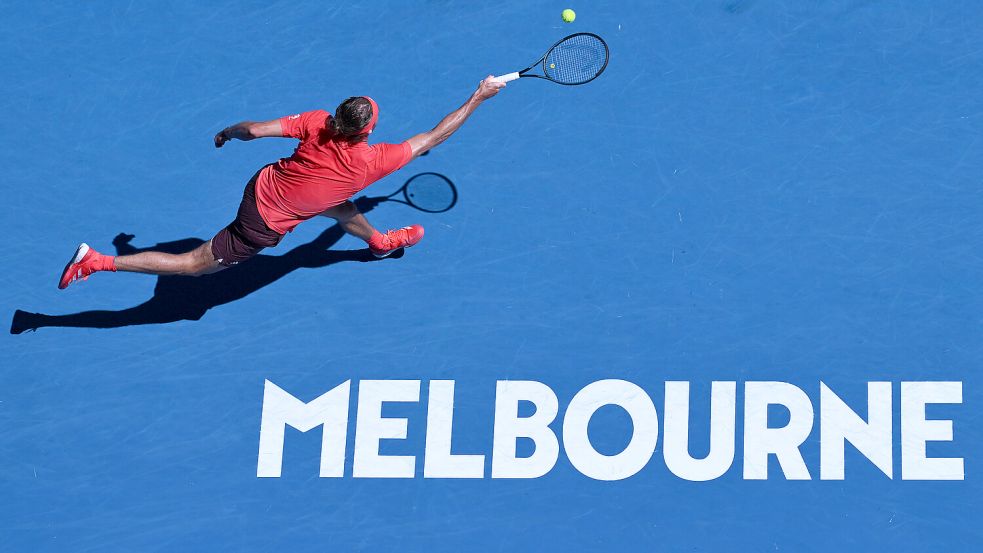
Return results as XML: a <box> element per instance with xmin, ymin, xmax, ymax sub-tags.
<box><xmin>1</xmin><ymin>1</ymin><xmax>980</xmax><ymax>551</ymax></box>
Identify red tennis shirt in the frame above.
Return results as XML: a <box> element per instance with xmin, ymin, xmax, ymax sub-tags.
<box><xmin>254</xmin><ymin>109</ymin><xmax>413</xmax><ymax>234</ymax></box>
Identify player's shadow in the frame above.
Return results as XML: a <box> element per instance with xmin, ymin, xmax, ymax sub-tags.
<box><xmin>11</xmin><ymin>195</ymin><xmax>405</xmax><ymax>333</ymax></box>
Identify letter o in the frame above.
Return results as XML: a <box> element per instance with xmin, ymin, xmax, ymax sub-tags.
<box><xmin>562</xmin><ymin>380</ymin><xmax>659</xmax><ymax>480</ymax></box>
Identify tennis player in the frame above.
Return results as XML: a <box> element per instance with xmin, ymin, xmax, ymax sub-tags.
<box><xmin>57</xmin><ymin>76</ymin><xmax>505</xmax><ymax>289</ymax></box>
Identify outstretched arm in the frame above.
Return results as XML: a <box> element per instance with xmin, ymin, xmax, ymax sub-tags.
<box><xmin>214</xmin><ymin>119</ymin><xmax>283</xmax><ymax>148</ymax></box>
<box><xmin>406</xmin><ymin>76</ymin><xmax>505</xmax><ymax>159</ymax></box>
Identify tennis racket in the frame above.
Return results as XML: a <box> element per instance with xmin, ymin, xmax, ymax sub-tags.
<box><xmin>493</xmin><ymin>33</ymin><xmax>609</xmax><ymax>85</ymax></box>
<box><xmin>373</xmin><ymin>172</ymin><xmax>458</xmax><ymax>213</ymax></box>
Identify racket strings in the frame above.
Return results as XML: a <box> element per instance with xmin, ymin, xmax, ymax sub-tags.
<box><xmin>544</xmin><ymin>34</ymin><xmax>608</xmax><ymax>85</ymax></box>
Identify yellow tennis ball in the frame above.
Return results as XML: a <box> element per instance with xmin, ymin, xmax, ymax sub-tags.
<box><xmin>562</xmin><ymin>9</ymin><xmax>576</xmax><ymax>23</ymax></box>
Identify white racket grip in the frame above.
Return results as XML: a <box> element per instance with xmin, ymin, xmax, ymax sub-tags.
<box><xmin>492</xmin><ymin>72</ymin><xmax>520</xmax><ymax>83</ymax></box>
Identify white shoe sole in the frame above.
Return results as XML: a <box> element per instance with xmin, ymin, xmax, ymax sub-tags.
<box><xmin>372</xmin><ymin>248</ymin><xmax>400</xmax><ymax>259</ymax></box>
<box><xmin>372</xmin><ymin>241</ymin><xmax>422</xmax><ymax>259</ymax></box>
<box><xmin>58</xmin><ymin>243</ymin><xmax>90</xmax><ymax>289</ymax></box>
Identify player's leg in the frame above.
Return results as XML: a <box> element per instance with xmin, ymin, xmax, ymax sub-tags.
<box><xmin>114</xmin><ymin>240</ymin><xmax>222</xmax><ymax>275</ymax></box>
<box><xmin>58</xmin><ymin>239</ymin><xmax>225</xmax><ymax>289</ymax></box>
<box><xmin>320</xmin><ymin>201</ymin><xmax>378</xmax><ymax>241</ymax></box>
<box><xmin>58</xmin><ymin>175</ymin><xmax>279</xmax><ymax>289</ymax></box>
<box><xmin>321</xmin><ymin>201</ymin><xmax>424</xmax><ymax>258</ymax></box>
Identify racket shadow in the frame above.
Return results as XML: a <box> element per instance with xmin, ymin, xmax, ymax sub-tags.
<box><xmin>363</xmin><ymin>172</ymin><xmax>459</xmax><ymax>214</ymax></box>
<box><xmin>9</xmin><ymin>196</ymin><xmax>401</xmax><ymax>333</ymax></box>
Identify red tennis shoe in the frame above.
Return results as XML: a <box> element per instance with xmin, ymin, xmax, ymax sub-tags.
<box><xmin>369</xmin><ymin>225</ymin><xmax>425</xmax><ymax>258</ymax></box>
<box><xmin>58</xmin><ymin>243</ymin><xmax>114</xmax><ymax>289</ymax></box>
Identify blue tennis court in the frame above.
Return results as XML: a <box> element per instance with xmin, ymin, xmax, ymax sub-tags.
<box><xmin>2</xmin><ymin>1</ymin><xmax>980</xmax><ymax>551</ymax></box>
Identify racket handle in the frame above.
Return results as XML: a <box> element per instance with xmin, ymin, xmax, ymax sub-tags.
<box><xmin>492</xmin><ymin>72</ymin><xmax>520</xmax><ymax>83</ymax></box>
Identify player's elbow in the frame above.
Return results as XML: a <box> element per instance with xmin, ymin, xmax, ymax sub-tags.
<box><xmin>242</xmin><ymin>123</ymin><xmax>263</xmax><ymax>140</ymax></box>
<box><xmin>424</xmin><ymin>131</ymin><xmax>451</xmax><ymax>151</ymax></box>
<box><xmin>408</xmin><ymin>133</ymin><xmax>438</xmax><ymax>158</ymax></box>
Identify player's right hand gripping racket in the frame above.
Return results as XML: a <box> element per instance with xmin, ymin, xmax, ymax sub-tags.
<box><xmin>493</xmin><ymin>32</ymin><xmax>609</xmax><ymax>85</ymax></box>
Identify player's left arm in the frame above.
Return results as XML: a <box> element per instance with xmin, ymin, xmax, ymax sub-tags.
<box><xmin>214</xmin><ymin>119</ymin><xmax>283</xmax><ymax>148</ymax></box>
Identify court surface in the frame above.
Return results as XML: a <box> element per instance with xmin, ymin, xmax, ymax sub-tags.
<box><xmin>2</xmin><ymin>1</ymin><xmax>981</xmax><ymax>551</ymax></box>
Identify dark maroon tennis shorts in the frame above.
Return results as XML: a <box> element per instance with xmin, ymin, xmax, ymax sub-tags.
<box><xmin>210</xmin><ymin>171</ymin><xmax>284</xmax><ymax>267</ymax></box>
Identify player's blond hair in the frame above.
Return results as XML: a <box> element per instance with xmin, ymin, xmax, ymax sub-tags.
<box><xmin>329</xmin><ymin>97</ymin><xmax>373</xmax><ymax>141</ymax></box>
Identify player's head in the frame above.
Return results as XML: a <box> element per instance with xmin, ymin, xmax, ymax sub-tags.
<box><xmin>330</xmin><ymin>96</ymin><xmax>378</xmax><ymax>141</ymax></box>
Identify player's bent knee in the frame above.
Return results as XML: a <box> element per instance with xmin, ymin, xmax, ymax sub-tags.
<box><xmin>185</xmin><ymin>259</ymin><xmax>221</xmax><ymax>277</ymax></box>
<box><xmin>181</xmin><ymin>259</ymin><xmax>207</xmax><ymax>277</ymax></box>
<box><xmin>183</xmin><ymin>242</ymin><xmax>220</xmax><ymax>276</ymax></box>
<box><xmin>188</xmin><ymin>263</ymin><xmax>220</xmax><ymax>276</ymax></box>
<box><xmin>326</xmin><ymin>201</ymin><xmax>358</xmax><ymax>222</ymax></box>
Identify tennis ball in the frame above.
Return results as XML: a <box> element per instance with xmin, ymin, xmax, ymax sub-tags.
<box><xmin>562</xmin><ymin>9</ymin><xmax>576</xmax><ymax>23</ymax></box>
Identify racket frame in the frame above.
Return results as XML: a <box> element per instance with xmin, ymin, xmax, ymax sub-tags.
<box><xmin>494</xmin><ymin>32</ymin><xmax>609</xmax><ymax>85</ymax></box>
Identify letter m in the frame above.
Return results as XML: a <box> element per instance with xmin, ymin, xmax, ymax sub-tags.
<box><xmin>257</xmin><ymin>380</ymin><xmax>350</xmax><ymax>478</ymax></box>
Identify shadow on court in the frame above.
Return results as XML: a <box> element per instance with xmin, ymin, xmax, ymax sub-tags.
<box><xmin>10</xmin><ymin>195</ymin><xmax>402</xmax><ymax>333</ymax></box>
